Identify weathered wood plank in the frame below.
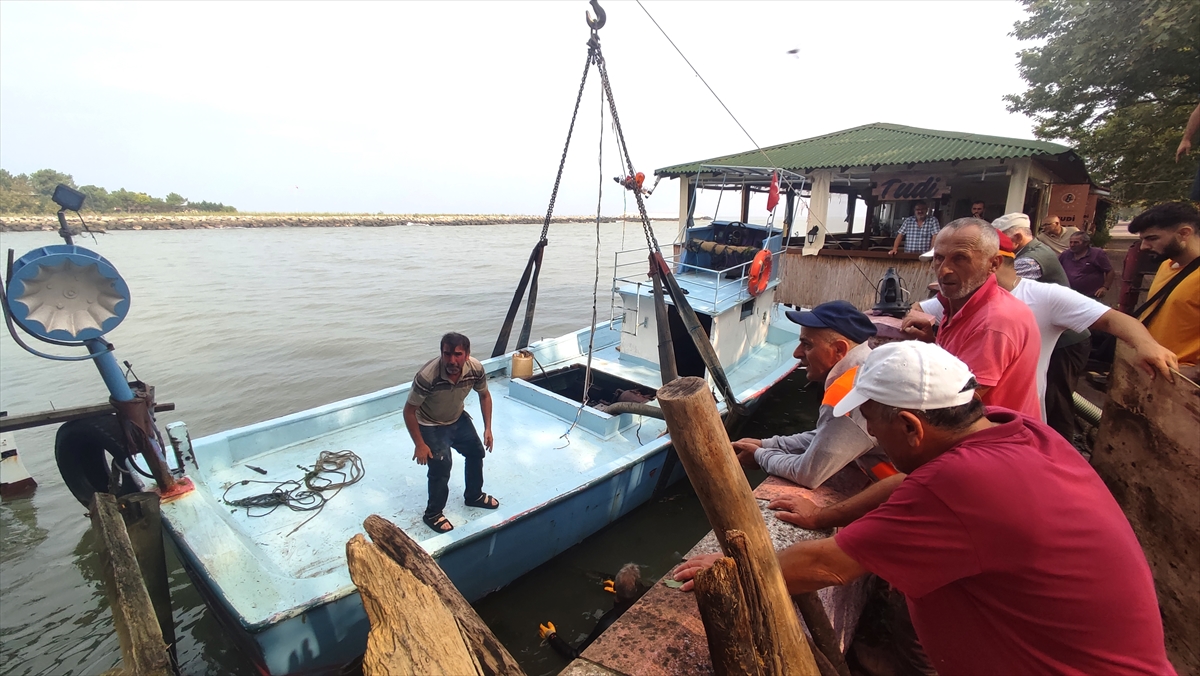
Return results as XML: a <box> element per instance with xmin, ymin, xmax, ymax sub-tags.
<box><xmin>363</xmin><ymin>514</ymin><xmax>524</xmax><ymax>676</ymax></box>
<box><xmin>347</xmin><ymin>533</ymin><xmax>483</xmax><ymax>676</ymax></box>
<box><xmin>657</xmin><ymin>376</ymin><xmax>819</xmax><ymax>676</ymax></box>
<box><xmin>89</xmin><ymin>493</ymin><xmax>171</xmax><ymax>676</ymax></box>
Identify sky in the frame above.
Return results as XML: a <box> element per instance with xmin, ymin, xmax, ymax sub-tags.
<box><xmin>0</xmin><ymin>1</ymin><xmax>1040</xmax><ymax>217</ymax></box>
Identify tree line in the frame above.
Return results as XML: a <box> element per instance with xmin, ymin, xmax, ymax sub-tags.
<box><xmin>0</xmin><ymin>168</ymin><xmax>237</xmax><ymax>214</ymax></box>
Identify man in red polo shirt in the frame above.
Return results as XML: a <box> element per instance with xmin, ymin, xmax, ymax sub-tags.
<box><xmin>902</xmin><ymin>217</ymin><xmax>1041</xmax><ymax>418</ymax></box>
<box><xmin>674</xmin><ymin>342</ymin><xmax>1174</xmax><ymax>675</ymax></box>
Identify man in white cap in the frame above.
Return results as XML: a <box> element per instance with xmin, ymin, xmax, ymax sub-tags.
<box><xmin>673</xmin><ymin>342</ymin><xmax>1174</xmax><ymax>675</ymax></box>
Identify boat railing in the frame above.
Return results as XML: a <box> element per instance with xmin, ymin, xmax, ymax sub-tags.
<box><xmin>609</xmin><ymin>247</ymin><xmax>782</xmax><ymax>332</ymax></box>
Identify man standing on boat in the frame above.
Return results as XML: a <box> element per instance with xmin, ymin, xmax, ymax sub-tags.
<box><xmin>675</xmin><ymin>342</ymin><xmax>1176</xmax><ymax>675</ymax></box>
<box><xmin>888</xmin><ymin>201</ymin><xmax>941</xmax><ymax>255</ymax></box>
<box><xmin>731</xmin><ymin>301</ymin><xmax>895</xmax><ymax>488</ymax></box>
<box><xmin>404</xmin><ymin>332</ymin><xmax>498</xmax><ymax>533</ymax></box>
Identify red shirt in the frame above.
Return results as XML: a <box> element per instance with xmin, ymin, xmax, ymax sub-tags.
<box><xmin>936</xmin><ymin>274</ymin><xmax>1041</xmax><ymax>418</ymax></box>
<box><xmin>836</xmin><ymin>410</ymin><xmax>1174</xmax><ymax>676</ymax></box>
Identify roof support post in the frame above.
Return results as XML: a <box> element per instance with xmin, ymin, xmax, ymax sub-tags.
<box><xmin>801</xmin><ymin>170</ymin><xmax>832</xmax><ymax>256</ymax></box>
<box><xmin>740</xmin><ymin>184</ymin><xmax>751</xmax><ymax>223</ymax></box>
<box><xmin>783</xmin><ymin>186</ymin><xmax>796</xmax><ymax>240</ymax></box>
<box><xmin>1004</xmin><ymin>158</ymin><xmax>1031</xmax><ymax>216</ymax></box>
<box><xmin>845</xmin><ymin>191</ymin><xmax>857</xmax><ymax>235</ymax></box>
<box><xmin>677</xmin><ymin>176</ymin><xmax>695</xmax><ymax>244</ymax></box>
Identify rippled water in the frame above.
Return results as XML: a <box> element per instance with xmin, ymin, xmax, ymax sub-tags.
<box><xmin>0</xmin><ymin>223</ymin><xmax>817</xmax><ymax>675</ymax></box>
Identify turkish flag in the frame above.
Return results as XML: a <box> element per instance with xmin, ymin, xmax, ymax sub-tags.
<box><xmin>766</xmin><ymin>171</ymin><xmax>780</xmax><ymax>212</ymax></box>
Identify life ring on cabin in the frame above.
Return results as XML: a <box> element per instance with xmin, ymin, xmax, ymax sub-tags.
<box><xmin>748</xmin><ymin>250</ymin><xmax>772</xmax><ymax>296</ymax></box>
<box><xmin>55</xmin><ymin>414</ymin><xmax>141</xmax><ymax>506</ymax></box>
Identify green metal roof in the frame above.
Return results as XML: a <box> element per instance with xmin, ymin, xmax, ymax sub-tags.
<box><xmin>655</xmin><ymin>123</ymin><xmax>1075</xmax><ymax>177</ymax></box>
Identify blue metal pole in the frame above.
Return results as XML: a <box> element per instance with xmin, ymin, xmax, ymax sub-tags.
<box><xmin>86</xmin><ymin>339</ymin><xmax>134</xmax><ymax>401</ymax></box>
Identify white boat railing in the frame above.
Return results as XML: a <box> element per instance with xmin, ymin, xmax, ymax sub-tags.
<box><xmin>609</xmin><ymin>247</ymin><xmax>783</xmax><ymax>329</ymax></box>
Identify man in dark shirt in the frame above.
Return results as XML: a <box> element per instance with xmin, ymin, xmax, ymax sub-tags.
<box><xmin>1060</xmin><ymin>231</ymin><xmax>1115</xmax><ymax>298</ymax></box>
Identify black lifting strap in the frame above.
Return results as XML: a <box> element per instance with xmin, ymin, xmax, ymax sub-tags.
<box><xmin>492</xmin><ymin>238</ymin><xmax>548</xmax><ymax>358</ymax></box>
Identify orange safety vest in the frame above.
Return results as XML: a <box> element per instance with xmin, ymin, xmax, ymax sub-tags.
<box><xmin>821</xmin><ymin>366</ymin><xmax>899</xmax><ymax>481</ymax></box>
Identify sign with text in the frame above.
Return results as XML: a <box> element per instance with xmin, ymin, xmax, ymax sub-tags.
<box><xmin>1047</xmin><ymin>184</ymin><xmax>1090</xmax><ymax>229</ymax></box>
<box><xmin>872</xmin><ymin>174</ymin><xmax>950</xmax><ymax>201</ymax></box>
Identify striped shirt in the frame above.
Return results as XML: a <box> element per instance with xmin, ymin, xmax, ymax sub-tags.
<box><xmin>898</xmin><ymin>215</ymin><xmax>941</xmax><ymax>253</ymax></box>
<box><xmin>406</xmin><ymin>356</ymin><xmax>488</xmax><ymax>426</ymax></box>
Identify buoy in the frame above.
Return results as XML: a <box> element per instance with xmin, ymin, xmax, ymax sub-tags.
<box><xmin>748</xmin><ymin>250</ymin><xmax>772</xmax><ymax>296</ymax></box>
<box><xmin>0</xmin><ymin>431</ymin><xmax>38</xmax><ymax>500</ymax></box>
<box><xmin>512</xmin><ymin>350</ymin><xmax>534</xmax><ymax>380</ymax></box>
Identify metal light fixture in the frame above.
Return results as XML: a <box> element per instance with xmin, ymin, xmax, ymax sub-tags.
<box><xmin>806</xmin><ymin>226</ymin><xmax>819</xmax><ymax>245</ymax></box>
<box><xmin>5</xmin><ymin>245</ymin><xmax>131</xmax><ymax>342</ymax></box>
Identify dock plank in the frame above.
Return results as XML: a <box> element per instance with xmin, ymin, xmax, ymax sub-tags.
<box><xmin>574</xmin><ymin>469</ymin><xmax>871</xmax><ymax>676</ymax></box>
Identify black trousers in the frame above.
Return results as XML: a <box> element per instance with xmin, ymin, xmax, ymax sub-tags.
<box><xmin>1045</xmin><ymin>340</ymin><xmax>1090</xmax><ymax>441</ymax></box>
<box><xmin>420</xmin><ymin>413</ymin><xmax>486</xmax><ymax>518</ymax></box>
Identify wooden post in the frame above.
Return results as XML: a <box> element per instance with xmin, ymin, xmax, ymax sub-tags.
<box><xmin>363</xmin><ymin>515</ymin><xmax>524</xmax><ymax>676</ymax></box>
<box><xmin>89</xmin><ymin>493</ymin><xmax>171</xmax><ymax>676</ymax></box>
<box><xmin>347</xmin><ymin>534</ymin><xmax>483</xmax><ymax>675</ymax></box>
<box><xmin>793</xmin><ymin>592</ymin><xmax>851</xmax><ymax>676</ymax></box>
<box><xmin>118</xmin><ymin>493</ymin><xmax>177</xmax><ymax>670</ymax></box>
<box><xmin>694</xmin><ymin>557</ymin><xmax>762</xmax><ymax>676</ymax></box>
<box><xmin>656</xmin><ymin>377</ymin><xmax>819</xmax><ymax>676</ymax></box>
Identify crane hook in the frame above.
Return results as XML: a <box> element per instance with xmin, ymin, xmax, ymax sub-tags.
<box><xmin>586</xmin><ymin>0</ymin><xmax>606</xmax><ymax>30</ymax></box>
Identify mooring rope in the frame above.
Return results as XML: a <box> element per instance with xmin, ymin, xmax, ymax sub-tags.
<box><xmin>222</xmin><ymin>449</ymin><xmax>364</xmax><ymax>535</ymax></box>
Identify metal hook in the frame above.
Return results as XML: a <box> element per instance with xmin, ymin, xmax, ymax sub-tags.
<box><xmin>586</xmin><ymin>0</ymin><xmax>606</xmax><ymax>30</ymax></box>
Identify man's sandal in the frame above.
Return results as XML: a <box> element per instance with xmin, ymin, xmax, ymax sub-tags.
<box><xmin>423</xmin><ymin>513</ymin><xmax>454</xmax><ymax>533</ymax></box>
<box><xmin>465</xmin><ymin>493</ymin><xmax>500</xmax><ymax>509</ymax></box>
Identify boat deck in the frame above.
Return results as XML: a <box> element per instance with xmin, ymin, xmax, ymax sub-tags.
<box><xmin>162</xmin><ymin>319</ymin><xmax>801</xmax><ymax>631</ymax></box>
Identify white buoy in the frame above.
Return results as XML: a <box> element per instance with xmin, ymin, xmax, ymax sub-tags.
<box><xmin>0</xmin><ymin>431</ymin><xmax>37</xmax><ymax>499</ymax></box>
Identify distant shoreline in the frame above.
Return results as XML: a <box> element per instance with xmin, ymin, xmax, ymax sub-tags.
<box><xmin>0</xmin><ymin>213</ymin><xmax>679</xmax><ymax>233</ymax></box>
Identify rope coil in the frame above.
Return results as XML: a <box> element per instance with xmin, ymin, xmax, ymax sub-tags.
<box><xmin>222</xmin><ymin>449</ymin><xmax>364</xmax><ymax>535</ymax></box>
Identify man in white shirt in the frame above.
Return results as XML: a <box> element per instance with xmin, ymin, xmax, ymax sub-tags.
<box><xmin>919</xmin><ymin>232</ymin><xmax>1177</xmax><ymax>430</ymax></box>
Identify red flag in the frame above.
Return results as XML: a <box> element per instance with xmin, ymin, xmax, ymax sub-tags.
<box><xmin>766</xmin><ymin>171</ymin><xmax>780</xmax><ymax>212</ymax></box>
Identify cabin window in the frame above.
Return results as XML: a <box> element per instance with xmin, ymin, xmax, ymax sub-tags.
<box><xmin>740</xmin><ymin>300</ymin><xmax>755</xmax><ymax>321</ymax></box>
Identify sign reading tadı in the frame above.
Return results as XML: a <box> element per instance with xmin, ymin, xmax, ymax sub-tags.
<box><xmin>872</xmin><ymin>174</ymin><xmax>949</xmax><ymax>201</ymax></box>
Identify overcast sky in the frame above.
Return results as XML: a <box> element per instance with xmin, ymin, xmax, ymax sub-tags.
<box><xmin>1</xmin><ymin>1</ymin><xmax>1038</xmax><ymax>216</ymax></box>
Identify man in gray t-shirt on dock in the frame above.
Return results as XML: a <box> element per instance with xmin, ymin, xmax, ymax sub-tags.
<box><xmin>404</xmin><ymin>332</ymin><xmax>497</xmax><ymax>533</ymax></box>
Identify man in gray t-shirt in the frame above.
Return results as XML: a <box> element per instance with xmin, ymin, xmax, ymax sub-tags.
<box><xmin>404</xmin><ymin>332</ymin><xmax>497</xmax><ymax>533</ymax></box>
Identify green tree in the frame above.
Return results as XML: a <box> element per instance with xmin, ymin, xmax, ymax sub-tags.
<box><xmin>1005</xmin><ymin>0</ymin><xmax>1200</xmax><ymax>205</ymax></box>
<box><xmin>78</xmin><ymin>185</ymin><xmax>111</xmax><ymax>212</ymax></box>
<box><xmin>0</xmin><ymin>168</ymin><xmax>13</xmax><ymax>191</ymax></box>
<box><xmin>165</xmin><ymin>192</ymin><xmax>187</xmax><ymax>208</ymax></box>
<box><xmin>28</xmin><ymin>168</ymin><xmax>76</xmax><ymax>196</ymax></box>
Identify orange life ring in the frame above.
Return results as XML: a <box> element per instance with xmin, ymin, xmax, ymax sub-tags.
<box><xmin>748</xmin><ymin>249</ymin><xmax>771</xmax><ymax>296</ymax></box>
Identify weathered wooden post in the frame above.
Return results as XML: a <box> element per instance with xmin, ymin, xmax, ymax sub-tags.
<box><xmin>694</xmin><ymin>557</ymin><xmax>761</xmax><ymax>676</ymax></box>
<box><xmin>358</xmin><ymin>515</ymin><xmax>524</xmax><ymax>676</ymax></box>
<box><xmin>89</xmin><ymin>492</ymin><xmax>171</xmax><ymax>676</ymax></box>
<box><xmin>118</xmin><ymin>493</ymin><xmax>177</xmax><ymax>668</ymax></box>
<box><xmin>657</xmin><ymin>376</ymin><xmax>820</xmax><ymax>676</ymax></box>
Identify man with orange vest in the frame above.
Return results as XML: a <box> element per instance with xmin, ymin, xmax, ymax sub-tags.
<box><xmin>733</xmin><ymin>300</ymin><xmax>895</xmax><ymax>488</ymax></box>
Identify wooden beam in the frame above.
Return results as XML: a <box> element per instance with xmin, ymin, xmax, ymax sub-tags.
<box><xmin>89</xmin><ymin>493</ymin><xmax>171</xmax><ymax>676</ymax></box>
<box><xmin>0</xmin><ymin>402</ymin><xmax>175</xmax><ymax>433</ymax></box>
<box><xmin>694</xmin><ymin>557</ymin><xmax>762</xmax><ymax>676</ymax></box>
<box><xmin>363</xmin><ymin>515</ymin><xmax>524</xmax><ymax>676</ymax></box>
<box><xmin>656</xmin><ymin>377</ymin><xmax>820</xmax><ymax>676</ymax></box>
<box><xmin>347</xmin><ymin>534</ymin><xmax>484</xmax><ymax>675</ymax></box>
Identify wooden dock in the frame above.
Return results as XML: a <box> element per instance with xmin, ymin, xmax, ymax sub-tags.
<box><xmin>562</xmin><ymin>468</ymin><xmax>872</xmax><ymax>675</ymax></box>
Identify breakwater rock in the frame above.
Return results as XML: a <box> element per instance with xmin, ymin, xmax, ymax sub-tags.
<box><xmin>0</xmin><ymin>214</ymin><xmax>621</xmax><ymax>232</ymax></box>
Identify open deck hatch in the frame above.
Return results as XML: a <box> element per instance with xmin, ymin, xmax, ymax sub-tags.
<box><xmin>525</xmin><ymin>364</ymin><xmax>657</xmax><ymax>408</ymax></box>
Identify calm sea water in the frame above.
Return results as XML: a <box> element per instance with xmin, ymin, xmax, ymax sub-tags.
<box><xmin>0</xmin><ymin>223</ymin><xmax>817</xmax><ymax>675</ymax></box>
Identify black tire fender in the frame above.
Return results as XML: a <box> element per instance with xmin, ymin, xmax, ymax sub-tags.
<box><xmin>55</xmin><ymin>414</ymin><xmax>141</xmax><ymax>506</ymax></box>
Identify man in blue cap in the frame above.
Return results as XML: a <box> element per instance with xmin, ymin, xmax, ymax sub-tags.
<box><xmin>732</xmin><ymin>300</ymin><xmax>896</xmax><ymax>488</ymax></box>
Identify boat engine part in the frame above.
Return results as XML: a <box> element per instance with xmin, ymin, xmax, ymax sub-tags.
<box><xmin>55</xmin><ymin>414</ymin><xmax>142</xmax><ymax>506</ymax></box>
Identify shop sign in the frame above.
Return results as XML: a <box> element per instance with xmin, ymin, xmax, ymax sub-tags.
<box><xmin>1046</xmin><ymin>184</ymin><xmax>1090</xmax><ymax>229</ymax></box>
<box><xmin>872</xmin><ymin>174</ymin><xmax>950</xmax><ymax>201</ymax></box>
